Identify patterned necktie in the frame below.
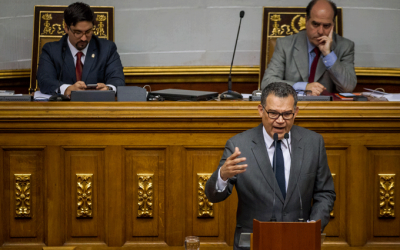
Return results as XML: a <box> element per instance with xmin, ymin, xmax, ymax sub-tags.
<box><xmin>75</xmin><ymin>52</ymin><xmax>83</xmax><ymax>81</ymax></box>
<box><xmin>308</xmin><ymin>47</ymin><xmax>321</xmax><ymax>83</ymax></box>
<box><xmin>273</xmin><ymin>140</ymin><xmax>286</xmax><ymax>199</ymax></box>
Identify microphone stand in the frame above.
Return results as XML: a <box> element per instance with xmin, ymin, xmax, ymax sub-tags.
<box><xmin>220</xmin><ymin>11</ymin><xmax>244</xmax><ymax>100</ymax></box>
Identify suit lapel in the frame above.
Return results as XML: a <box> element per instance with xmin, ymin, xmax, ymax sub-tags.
<box><xmin>315</xmin><ymin>33</ymin><xmax>338</xmax><ymax>83</ymax></box>
<box><xmin>251</xmin><ymin>124</ymin><xmax>285</xmax><ymax>204</ymax></box>
<box><xmin>293</xmin><ymin>32</ymin><xmax>309</xmax><ymax>82</ymax></box>
<box><xmin>82</xmin><ymin>39</ymin><xmax>98</xmax><ymax>83</ymax></box>
<box><xmin>64</xmin><ymin>43</ymin><xmax>77</xmax><ymax>83</ymax></box>
<box><xmin>284</xmin><ymin>126</ymin><xmax>304</xmax><ymax>208</ymax></box>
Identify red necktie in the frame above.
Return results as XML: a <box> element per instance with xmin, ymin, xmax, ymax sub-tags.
<box><xmin>308</xmin><ymin>47</ymin><xmax>320</xmax><ymax>83</ymax></box>
<box><xmin>76</xmin><ymin>52</ymin><xmax>83</xmax><ymax>81</ymax></box>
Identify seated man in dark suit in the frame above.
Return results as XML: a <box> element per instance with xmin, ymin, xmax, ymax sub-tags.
<box><xmin>262</xmin><ymin>0</ymin><xmax>356</xmax><ymax>95</ymax></box>
<box><xmin>205</xmin><ymin>82</ymin><xmax>335</xmax><ymax>250</ymax></box>
<box><xmin>37</xmin><ymin>2</ymin><xmax>125</xmax><ymax>97</ymax></box>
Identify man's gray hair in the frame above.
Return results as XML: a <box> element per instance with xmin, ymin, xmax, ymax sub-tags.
<box><xmin>261</xmin><ymin>82</ymin><xmax>298</xmax><ymax>108</ymax></box>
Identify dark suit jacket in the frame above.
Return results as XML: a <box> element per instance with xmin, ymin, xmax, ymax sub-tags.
<box><xmin>205</xmin><ymin>124</ymin><xmax>335</xmax><ymax>250</ymax></box>
<box><xmin>37</xmin><ymin>35</ymin><xmax>125</xmax><ymax>94</ymax></box>
<box><xmin>261</xmin><ymin>31</ymin><xmax>356</xmax><ymax>93</ymax></box>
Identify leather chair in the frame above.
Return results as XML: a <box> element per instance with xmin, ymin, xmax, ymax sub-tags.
<box><xmin>258</xmin><ymin>7</ymin><xmax>343</xmax><ymax>89</ymax></box>
<box><xmin>29</xmin><ymin>5</ymin><xmax>115</xmax><ymax>93</ymax></box>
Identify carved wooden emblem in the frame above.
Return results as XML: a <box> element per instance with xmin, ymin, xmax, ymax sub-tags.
<box><xmin>15</xmin><ymin>174</ymin><xmax>31</xmax><ymax>218</ymax></box>
<box><xmin>138</xmin><ymin>174</ymin><xmax>153</xmax><ymax>218</ymax></box>
<box><xmin>198</xmin><ymin>174</ymin><xmax>213</xmax><ymax>217</ymax></box>
<box><xmin>379</xmin><ymin>174</ymin><xmax>395</xmax><ymax>218</ymax></box>
<box><xmin>77</xmin><ymin>174</ymin><xmax>93</xmax><ymax>218</ymax></box>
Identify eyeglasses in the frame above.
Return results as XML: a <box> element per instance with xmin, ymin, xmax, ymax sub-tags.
<box><xmin>262</xmin><ymin>105</ymin><xmax>295</xmax><ymax>120</ymax></box>
<box><xmin>296</xmin><ymin>90</ymin><xmax>312</xmax><ymax>96</ymax></box>
<box><xmin>68</xmin><ymin>27</ymin><xmax>93</xmax><ymax>39</ymax></box>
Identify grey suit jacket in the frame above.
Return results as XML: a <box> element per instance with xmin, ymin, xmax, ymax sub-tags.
<box><xmin>37</xmin><ymin>35</ymin><xmax>125</xmax><ymax>94</ymax></box>
<box><xmin>205</xmin><ymin>124</ymin><xmax>335</xmax><ymax>250</ymax></box>
<box><xmin>261</xmin><ymin>31</ymin><xmax>356</xmax><ymax>93</ymax></box>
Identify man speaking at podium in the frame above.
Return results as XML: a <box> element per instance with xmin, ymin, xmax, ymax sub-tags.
<box><xmin>261</xmin><ymin>0</ymin><xmax>356</xmax><ymax>96</ymax></box>
<box><xmin>37</xmin><ymin>2</ymin><xmax>125</xmax><ymax>97</ymax></box>
<box><xmin>205</xmin><ymin>82</ymin><xmax>335</xmax><ymax>250</ymax></box>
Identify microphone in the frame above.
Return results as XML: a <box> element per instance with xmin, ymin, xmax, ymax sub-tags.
<box><xmin>284</xmin><ymin>133</ymin><xmax>304</xmax><ymax>222</ymax></box>
<box><xmin>220</xmin><ymin>10</ymin><xmax>245</xmax><ymax>100</ymax></box>
<box><xmin>49</xmin><ymin>46</ymin><xmax>69</xmax><ymax>101</ymax></box>
<box><xmin>270</xmin><ymin>132</ymin><xmax>279</xmax><ymax>221</ymax></box>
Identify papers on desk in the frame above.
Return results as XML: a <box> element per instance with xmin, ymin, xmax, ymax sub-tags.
<box><xmin>34</xmin><ymin>91</ymin><xmax>52</xmax><ymax>101</ymax></box>
<box><xmin>383</xmin><ymin>94</ymin><xmax>400</xmax><ymax>102</ymax></box>
<box><xmin>0</xmin><ymin>90</ymin><xmax>15</xmax><ymax>96</ymax></box>
<box><xmin>362</xmin><ymin>88</ymin><xmax>400</xmax><ymax>101</ymax></box>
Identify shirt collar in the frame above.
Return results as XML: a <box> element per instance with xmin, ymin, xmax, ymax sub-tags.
<box><xmin>262</xmin><ymin>126</ymin><xmax>291</xmax><ymax>149</ymax></box>
<box><xmin>306</xmin><ymin>37</ymin><xmax>316</xmax><ymax>54</ymax></box>
<box><xmin>67</xmin><ymin>36</ymin><xmax>89</xmax><ymax>57</ymax></box>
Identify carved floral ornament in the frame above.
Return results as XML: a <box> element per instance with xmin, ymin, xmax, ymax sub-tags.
<box><xmin>270</xmin><ymin>14</ymin><xmax>306</xmax><ymax>36</ymax></box>
<box><xmin>198</xmin><ymin>174</ymin><xmax>213</xmax><ymax>217</ymax></box>
<box><xmin>41</xmin><ymin>13</ymin><xmax>107</xmax><ymax>37</ymax></box>
<box><xmin>77</xmin><ymin>174</ymin><xmax>93</xmax><ymax>218</ymax></box>
<box><xmin>379</xmin><ymin>174</ymin><xmax>395</xmax><ymax>218</ymax></box>
<box><xmin>15</xmin><ymin>174</ymin><xmax>31</xmax><ymax>218</ymax></box>
<box><xmin>41</xmin><ymin>13</ymin><xmax>65</xmax><ymax>35</ymax></box>
<box><xmin>138</xmin><ymin>174</ymin><xmax>153</xmax><ymax>218</ymax></box>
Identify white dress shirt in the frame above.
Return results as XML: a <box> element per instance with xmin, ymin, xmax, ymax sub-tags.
<box><xmin>216</xmin><ymin>127</ymin><xmax>292</xmax><ymax>192</ymax></box>
<box><xmin>59</xmin><ymin>38</ymin><xmax>116</xmax><ymax>94</ymax></box>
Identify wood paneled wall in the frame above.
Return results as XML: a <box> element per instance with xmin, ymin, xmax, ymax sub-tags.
<box><xmin>1</xmin><ymin>102</ymin><xmax>400</xmax><ymax>249</ymax></box>
<box><xmin>0</xmin><ymin>67</ymin><xmax>399</xmax><ymax>95</ymax></box>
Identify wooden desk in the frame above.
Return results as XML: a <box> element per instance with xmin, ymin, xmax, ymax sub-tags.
<box><xmin>0</xmin><ymin>101</ymin><xmax>399</xmax><ymax>249</ymax></box>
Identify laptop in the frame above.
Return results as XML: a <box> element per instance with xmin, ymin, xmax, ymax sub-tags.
<box><xmin>70</xmin><ymin>90</ymin><xmax>115</xmax><ymax>102</ymax></box>
<box><xmin>150</xmin><ymin>89</ymin><xmax>218</xmax><ymax>101</ymax></box>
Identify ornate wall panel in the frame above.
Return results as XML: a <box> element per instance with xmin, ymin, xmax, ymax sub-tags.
<box><xmin>2</xmin><ymin>148</ymin><xmax>44</xmax><ymax>244</ymax></box>
<box><xmin>369</xmin><ymin>148</ymin><xmax>400</xmax><ymax>238</ymax></box>
<box><xmin>324</xmin><ymin>147</ymin><xmax>347</xmax><ymax>239</ymax></box>
<box><xmin>185</xmin><ymin>148</ymin><xmax>224</xmax><ymax>239</ymax></box>
<box><xmin>124</xmin><ymin>148</ymin><xmax>165</xmax><ymax>243</ymax></box>
<box><xmin>64</xmin><ymin>148</ymin><xmax>105</xmax><ymax>243</ymax></box>
<box><xmin>1</xmin><ymin>102</ymin><xmax>400</xmax><ymax>249</ymax></box>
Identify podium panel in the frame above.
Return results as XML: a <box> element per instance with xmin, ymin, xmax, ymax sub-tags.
<box><xmin>252</xmin><ymin>220</ymin><xmax>321</xmax><ymax>250</ymax></box>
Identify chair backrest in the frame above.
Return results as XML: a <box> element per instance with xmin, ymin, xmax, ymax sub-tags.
<box><xmin>258</xmin><ymin>7</ymin><xmax>343</xmax><ymax>89</ymax></box>
<box><xmin>29</xmin><ymin>5</ymin><xmax>115</xmax><ymax>93</ymax></box>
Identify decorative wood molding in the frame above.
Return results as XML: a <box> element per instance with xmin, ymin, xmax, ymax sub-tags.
<box><xmin>77</xmin><ymin>174</ymin><xmax>93</xmax><ymax>218</ymax></box>
<box><xmin>1</xmin><ymin>66</ymin><xmax>399</xmax><ymax>80</ymax></box>
<box><xmin>197</xmin><ymin>174</ymin><xmax>213</xmax><ymax>218</ymax></box>
<box><xmin>355</xmin><ymin>67</ymin><xmax>400</xmax><ymax>77</ymax></box>
<box><xmin>124</xmin><ymin>66</ymin><xmax>259</xmax><ymax>76</ymax></box>
<box><xmin>138</xmin><ymin>174</ymin><xmax>153</xmax><ymax>218</ymax></box>
<box><xmin>379</xmin><ymin>174</ymin><xmax>395</xmax><ymax>218</ymax></box>
<box><xmin>15</xmin><ymin>174</ymin><xmax>31</xmax><ymax>218</ymax></box>
<box><xmin>2</xmin><ymin>102</ymin><xmax>400</xmax><ymax>133</ymax></box>
<box><xmin>330</xmin><ymin>173</ymin><xmax>336</xmax><ymax>218</ymax></box>
<box><xmin>0</xmin><ymin>70</ymin><xmax>30</xmax><ymax>79</ymax></box>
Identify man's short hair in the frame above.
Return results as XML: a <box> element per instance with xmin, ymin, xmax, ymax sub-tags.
<box><xmin>261</xmin><ymin>82</ymin><xmax>298</xmax><ymax>109</ymax></box>
<box><xmin>64</xmin><ymin>2</ymin><xmax>95</xmax><ymax>27</ymax></box>
<box><xmin>306</xmin><ymin>0</ymin><xmax>337</xmax><ymax>22</ymax></box>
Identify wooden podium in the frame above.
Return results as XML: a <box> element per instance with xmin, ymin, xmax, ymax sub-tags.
<box><xmin>251</xmin><ymin>219</ymin><xmax>321</xmax><ymax>250</ymax></box>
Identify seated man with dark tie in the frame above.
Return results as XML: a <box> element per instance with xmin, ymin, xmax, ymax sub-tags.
<box><xmin>205</xmin><ymin>82</ymin><xmax>335</xmax><ymax>250</ymax></box>
<box><xmin>261</xmin><ymin>0</ymin><xmax>356</xmax><ymax>95</ymax></box>
<box><xmin>37</xmin><ymin>2</ymin><xmax>125</xmax><ymax>97</ymax></box>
